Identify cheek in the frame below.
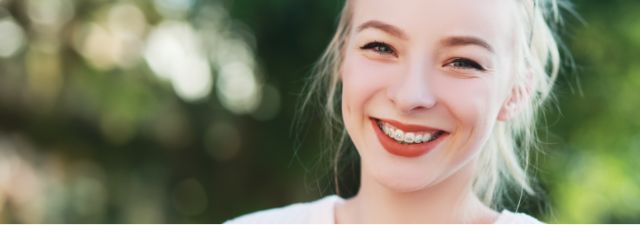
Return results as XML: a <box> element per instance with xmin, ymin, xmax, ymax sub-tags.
<box><xmin>434</xmin><ymin>76</ymin><xmax>502</xmax><ymax>131</ymax></box>
<box><xmin>341</xmin><ymin>53</ymin><xmax>397</xmax><ymax>116</ymax></box>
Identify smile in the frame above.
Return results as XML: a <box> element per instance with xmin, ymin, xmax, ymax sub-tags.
<box><xmin>370</xmin><ymin>117</ymin><xmax>449</xmax><ymax>157</ymax></box>
<box><xmin>378</xmin><ymin>120</ymin><xmax>445</xmax><ymax>144</ymax></box>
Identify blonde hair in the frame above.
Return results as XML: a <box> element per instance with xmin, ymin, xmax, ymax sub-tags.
<box><xmin>298</xmin><ymin>0</ymin><xmax>569</xmax><ymax>208</ymax></box>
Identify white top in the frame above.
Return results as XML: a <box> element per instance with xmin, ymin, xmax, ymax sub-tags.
<box><xmin>225</xmin><ymin>195</ymin><xmax>543</xmax><ymax>224</ymax></box>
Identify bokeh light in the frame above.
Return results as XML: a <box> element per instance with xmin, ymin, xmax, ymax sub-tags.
<box><xmin>144</xmin><ymin>20</ymin><xmax>212</xmax><ymax>102</ymax></box>
<box><xmin>216</xmin><ymin>61</ymin><xmax>261</xmax><ymax>114</ymax></box>
<box><xmin>26</xmin><ymin>0</ymin><xmax>74</xmax><ymax>32</ymax></box>
<box><xmin>0</xmin><ymin>17</ymin><xmax>25</xmax><ymax>58</ymax></box>
<box><xmin>153</xmin><ymin>0</ymin><xmax>194</xmax><ymax>19</ymax></box>
<box><xmin>72</xmin><ymin>2</ymin><xmax>147</xmax><ymax>70</ymax></box>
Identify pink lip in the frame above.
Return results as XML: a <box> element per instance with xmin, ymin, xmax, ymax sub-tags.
<box><xmin>370</xmin><ymin>117</ymin><xmax>449</xmax><ymax>158</ymax></box>
<box><xmin>377</xmin><ymin>118</ymin><xmax>442</xmax><ymax>133</ymax></box>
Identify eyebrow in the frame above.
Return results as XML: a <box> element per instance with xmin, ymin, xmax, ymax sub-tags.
<box><xmin>441</xmin><ymin>36</ymin><xmax>494</xmax><ymax>53</ymax></box>
<box><xmin>356</xmin><ymin>20</ymin><xmax>409</xmax><ymax>40</ymax></box>
<box><xmin>356</xmin><ymin>20</ymin><xmax>494</xmax><ymax>53</ymax></box>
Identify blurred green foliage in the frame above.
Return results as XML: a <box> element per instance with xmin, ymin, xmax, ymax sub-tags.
<box><xmin>0</xmin><ymin>0</ymin><xmax>638</xmax><ymax>223</ymax></box>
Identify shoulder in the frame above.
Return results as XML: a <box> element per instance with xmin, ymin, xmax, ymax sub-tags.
<box><xmin>495</xmin><ymin>210</ymin><xmax>544</xmax><ymax>224</ymax></box>
<box><xmin>224</xmin><ymin>195</ymin><xmax>342</xmax><ymax>224</ymax></box>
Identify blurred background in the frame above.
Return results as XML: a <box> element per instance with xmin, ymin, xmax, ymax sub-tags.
<box><xmin>0</xmin><ymin>0</ymin><xmax>638</xmax><ymax>223</ymax></box>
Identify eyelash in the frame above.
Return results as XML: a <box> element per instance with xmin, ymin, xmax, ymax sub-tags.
<box><xmin>360</xmin><ymin>41</ymin><xmax>486</xmax><ymax>72</ymax></box>
<box><xmin>446</xmin><ymin>58</ymin><xmax>486</xmax><ymax>71</ymax></box>
<box><xmin>360</xmin><ymin>41</ymin><xmax>397</xmax><ymax>56</ymax></box>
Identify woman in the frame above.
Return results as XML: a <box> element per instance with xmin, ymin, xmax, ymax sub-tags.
<box><xmin>227</xmin><ymin>0</ymin><xmax>566</xmax><ymax>223</ymax></box>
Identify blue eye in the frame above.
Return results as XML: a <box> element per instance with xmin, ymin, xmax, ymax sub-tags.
<box><xmin>360</xmin><ymin>41</ymin><xmax>396</xmax><ymax>56</ymax></box>
<box><xmin>447</xmin><ymin>58</ymin><xmax>485</xmax><ymax>71</ymax></box>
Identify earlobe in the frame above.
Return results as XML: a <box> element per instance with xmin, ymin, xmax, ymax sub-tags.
<box><xmin>498</xmin><ymin>100</ymin><xmax>516</xmax><ymax>121</ymax></box>
<box><xmin>498</xmin><ymin>83</ymin><xmax>531</xmax><ymax>121</ymax></box>
<box><xmin>498</xmin><ymin>70</ymin><xmax>534</xmax><ymax>121</ymax></box>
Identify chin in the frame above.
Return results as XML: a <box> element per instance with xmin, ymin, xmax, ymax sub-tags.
<box><xmin>367</xmin><ymin>162</ymin><xmax>442</xmax><ymax>193</ymax></box>
<box><xmin>382</xmin><ymin>179</ymin><xmax>431</xmax><ymax>193</ymax></box>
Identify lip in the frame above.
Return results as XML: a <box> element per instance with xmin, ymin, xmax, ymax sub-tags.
<box><xmin>379</xmin><ymin>118</ymin><xmax>443</xmax><ymax>133</ymax></box>
<box><xmin>370</xmin><ymin>117</ymin><xmax>448</xmax><ymax>158</ymax></box>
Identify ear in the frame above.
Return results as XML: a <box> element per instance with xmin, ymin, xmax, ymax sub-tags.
<box><xmin>498</xmin><ymin>74</ymin><xmax>533</xmax><ymax>121</ymax></box>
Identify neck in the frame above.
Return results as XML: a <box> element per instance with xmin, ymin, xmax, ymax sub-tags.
<box><xmin>336</xmin><ymin>161</ymin><xmax>498</xmax><ymax>223</ymax></box>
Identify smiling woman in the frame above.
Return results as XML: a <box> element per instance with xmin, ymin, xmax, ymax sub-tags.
<box><xmin>226</xmin><ymin>0</ymin><xmax>567</xmax><ymax>223</ymax></box>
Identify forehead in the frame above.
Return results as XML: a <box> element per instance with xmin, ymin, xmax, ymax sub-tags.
<box><xmin>350</xmin><ymin>0</ymin><xmax>518</xmax><ymax>53</ymax></box>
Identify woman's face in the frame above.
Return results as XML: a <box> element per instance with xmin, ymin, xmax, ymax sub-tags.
<box><xmin>341</xmin><ymin>0</ymin><xmax>520</xmax><ymax>192</ymax></box>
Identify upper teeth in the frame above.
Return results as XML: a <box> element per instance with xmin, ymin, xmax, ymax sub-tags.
<box><xmin>380</xmin><ymin>121</ymin><xmax>434</xmax><ymax>144</ymax></box>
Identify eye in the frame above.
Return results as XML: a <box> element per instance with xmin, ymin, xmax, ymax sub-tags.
<box><xmin>360</xmin><ymin>41</ymin><xmax>397</xmax><ymax>56</ymax></box>
<box><xmin>446</xmin><ymin>58</ymin><xmax>486</xmax><ymax>71</ymax></box>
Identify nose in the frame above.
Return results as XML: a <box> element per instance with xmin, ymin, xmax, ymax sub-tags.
<box><xmin>387</xmin><ymin>61</ymin><xmax>437</xmax><ymax>113</ymax></box>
